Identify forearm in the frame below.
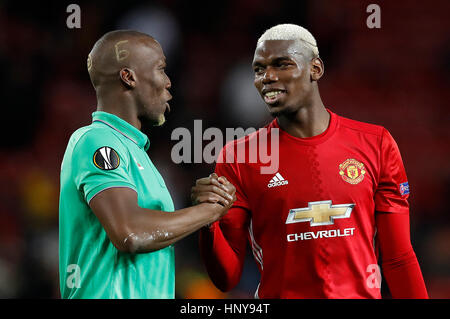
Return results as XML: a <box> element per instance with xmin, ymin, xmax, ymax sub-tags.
<box><xmin>89</xmin><ymin>187</ymin><xmax>233</xmax><ymax>253</ymax></box>
<box><xmin>199</xmin><ymin>222</ymin><xmax>244</xmax><ymax>291</ymax></box>
<box><xmin>382</xmin><ymin>250</ymin><xmax>428</xmax><ymax>298</ymax></box>
<box><xmin>123</xmin><ymin>203</ymin><xmax>225</xmax><ymax>253</ymax></box>
<box><xmin>376</xmin><ymin>212</ymin><xmax>428</xmax><ymax>298</ymax></box>
<box><xmin>199</xmin><ymin>207</ymin><xmax>249</xmax><ymax>292</ymax></box>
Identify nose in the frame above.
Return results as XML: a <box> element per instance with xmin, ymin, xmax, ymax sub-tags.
<box><xmin>262</xmin><ymin>67</ymin><xmax>278</xmax><ymax>84</ymax></box>
<box><xmin>165</xmin><ymin>76</ymin><xmax>172</xmax><ymax>101</ymax></box>
<box><xmin>165</xmin><ymin>75</ymin><xmax>172</xmax><ymax>90</ymax></box>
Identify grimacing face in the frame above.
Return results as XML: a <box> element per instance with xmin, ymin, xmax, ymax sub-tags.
<box><xmin>252</xmin><ymin>39</ymin><xmax>317</xmax><ymax>117</ymax></box>
<box><xmin>134</xmin><ymin>41</ymin><xmax>172</xmax><ymax>126</ymax></box>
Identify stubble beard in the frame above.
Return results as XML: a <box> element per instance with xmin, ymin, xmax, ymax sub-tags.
<box><xmin>268</xmin><ymin>103</ymin><xmax>297</xmax><ymax>119</ymax></box>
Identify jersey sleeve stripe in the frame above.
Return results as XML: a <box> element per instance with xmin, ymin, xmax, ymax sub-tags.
<box><xmin>86</xmin><ymin>183</ymin><xmax>138</xmax><ymax>204</ymax></box>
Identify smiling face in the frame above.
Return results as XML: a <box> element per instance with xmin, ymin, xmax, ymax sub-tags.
<box><xmin>132</xmin><ymin>39</ymin><xmax>172</xmax><ymax>126</ymax></box>
<box><xmin>253</xmin><ymin>39</ymin><xmax>321</xmax><ymax>117</ymax></box>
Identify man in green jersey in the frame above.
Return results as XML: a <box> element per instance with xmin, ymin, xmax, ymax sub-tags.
<box><xmin>59</xmin><ymin>30</ymin><xmax>236</xmax><ymax>299</ymax></box>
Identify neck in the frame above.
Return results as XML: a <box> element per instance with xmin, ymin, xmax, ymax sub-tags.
<box><xmin>95</xmin><ymin>87</ymin><xmax>141</xmax><ymax>130</ymax></box>
<box><xmin>276</xmin><ymin>92</ymin><xmax>329</xmax><ymax>139</ymax></box>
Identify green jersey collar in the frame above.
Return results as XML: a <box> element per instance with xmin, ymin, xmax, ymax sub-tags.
<box><xmin>92</xmin><ymin>111</ymin><xmax>150</xmax><ymax>151</ymax></box>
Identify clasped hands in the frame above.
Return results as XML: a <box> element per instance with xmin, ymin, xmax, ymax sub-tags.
<box><xmin>191</xmin><ymin>173</ymin><xmax>236</xmax><ymax>210</ymax></box>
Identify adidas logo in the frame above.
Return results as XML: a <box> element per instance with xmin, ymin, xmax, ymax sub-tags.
<box><xmin>267</xmin><ymin>173</ymin><xmax>289</xmax><ymax>188</ymax></box>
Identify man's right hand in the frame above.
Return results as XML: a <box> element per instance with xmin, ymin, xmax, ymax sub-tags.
<box><xmin>191</xmin><ymin>173</ymin><xmax>236</xmax><ymax>216</ymax></box>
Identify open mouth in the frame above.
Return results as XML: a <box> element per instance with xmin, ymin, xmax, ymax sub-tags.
<box><xmin>263</xmin><ymin>90</ymin><xmax>286</xmax><ymax>105</ymax></box>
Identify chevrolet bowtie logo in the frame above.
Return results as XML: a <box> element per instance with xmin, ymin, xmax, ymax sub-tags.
<box><xmin>286</xmin><ymin>201</ymin><xmax>355</xmax><ymax>226</ymax></box>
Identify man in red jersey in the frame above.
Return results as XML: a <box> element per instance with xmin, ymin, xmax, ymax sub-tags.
<box><xmin>193</xmin><ymin>24</ymin><xmax>428</xmax><ymax>298</ymax></box>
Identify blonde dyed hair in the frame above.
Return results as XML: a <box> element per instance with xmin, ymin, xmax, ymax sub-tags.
<box><xmin>257</xmin><ymin>24</ymin><xmax>319</xmax><ymax>57</ymax></box>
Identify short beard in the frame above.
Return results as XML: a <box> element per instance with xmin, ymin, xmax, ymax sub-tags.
<box><xmin>154</xmin><ymin>114</ymin><xmax>166</xmax><ymax>127</ymax></box>
<box><xmin>138</xmin><ymin>114</ymin><xmax>165</xmax><ymax>134</ymax></box>
<box><xmin>268</xmin><ymin>105</ymin><xmax>297</xmax><ymax>119</ymax></box>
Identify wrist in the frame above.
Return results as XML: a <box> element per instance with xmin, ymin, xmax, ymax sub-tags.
<box><xmin>195</xmin><ymin>202</ymin><xmax>224</xmax><ymax>225</ymax></box>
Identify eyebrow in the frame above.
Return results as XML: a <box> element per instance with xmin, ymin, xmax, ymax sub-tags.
<box><xmin>253</xmin><ymin>56</ymin><xmax>295</xmax><ymax>67</ymax></box>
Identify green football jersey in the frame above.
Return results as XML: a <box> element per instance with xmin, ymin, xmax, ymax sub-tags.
<box><xmin>59</xmin><ymin>111</ymin><xmax>175</xmax><ymax>299</ymax></box>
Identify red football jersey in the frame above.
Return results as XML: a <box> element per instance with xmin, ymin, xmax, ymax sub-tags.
<box><xmin>211</xmin><ymin>109</ymin><xmax>410</xmax><ymax>298</ymax></box>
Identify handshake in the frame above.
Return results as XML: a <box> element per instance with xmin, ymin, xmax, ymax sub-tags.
<box><xmin>191</xmin><ymin>173</ymin><xmax>237</xmax><ymax>220</ymax></box>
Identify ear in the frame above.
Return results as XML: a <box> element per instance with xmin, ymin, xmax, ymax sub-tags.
<box><xmin>119</xmin><ymin>68</ymin><xmax>137</xmax><ymax>89</ymax></box>
<box><xmin>310</xmin><ymin>57</ymin><xmax>324</xmax><ymax>82</ymax></box>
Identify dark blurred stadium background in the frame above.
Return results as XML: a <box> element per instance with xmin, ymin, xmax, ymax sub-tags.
<box><xmin>0</xmin><ymin>0</ymin><xmax>449</xmax><ymax>298</ymax></box>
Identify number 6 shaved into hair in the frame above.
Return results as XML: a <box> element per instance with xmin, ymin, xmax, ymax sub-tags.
<box><xmin>115</xmin><ymin>40</ymin><xmax>130</xmax><ymax>61</ymax></box>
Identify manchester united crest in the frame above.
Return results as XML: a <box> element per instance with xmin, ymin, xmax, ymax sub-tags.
<box><xmin>339</xmin><ymin>159</ymin><xmax>366</xmax><ymax>185</ymax></box>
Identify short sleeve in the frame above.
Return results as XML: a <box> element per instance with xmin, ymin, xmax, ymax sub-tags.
<box><xmin>374</xmin><ymin>128</ymin><xmax>410</xmax><ymax>214</ymax></box>
<box><xmin>72</xmin><ymin>129</ymin><xmax>137</xmax><ymax>204</ymax></box>
<box><xmin>215</xmin><ymin>143</ymin><xmax>250</xmax><ymax>211</ymax></box>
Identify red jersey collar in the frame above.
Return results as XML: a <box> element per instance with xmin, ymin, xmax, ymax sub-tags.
<box><xmin>271</xmin><ymin>108</ymin><xmax>338</xmax><ymax>145</ymax></box>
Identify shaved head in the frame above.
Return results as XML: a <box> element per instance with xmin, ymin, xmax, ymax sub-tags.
<box><xmin>87</xmin><ymin>30</ymin><xmax>172</xmax><ymax>128</ymax></box>
<box><xmin>87</xmin><ymin>30</ymin><xmax>159</xmax><ymax>89</ymax></box>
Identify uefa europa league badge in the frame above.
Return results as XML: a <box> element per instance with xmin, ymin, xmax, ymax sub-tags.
<box><xmin>339</xmin><ymin>159</ymin><xmax>366</xmax><ymax>185</ymax></box>
<box><xmin>93</xmin><ymin>146</ymin><xmax>120</xmax><ymax>170</ymax></box>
